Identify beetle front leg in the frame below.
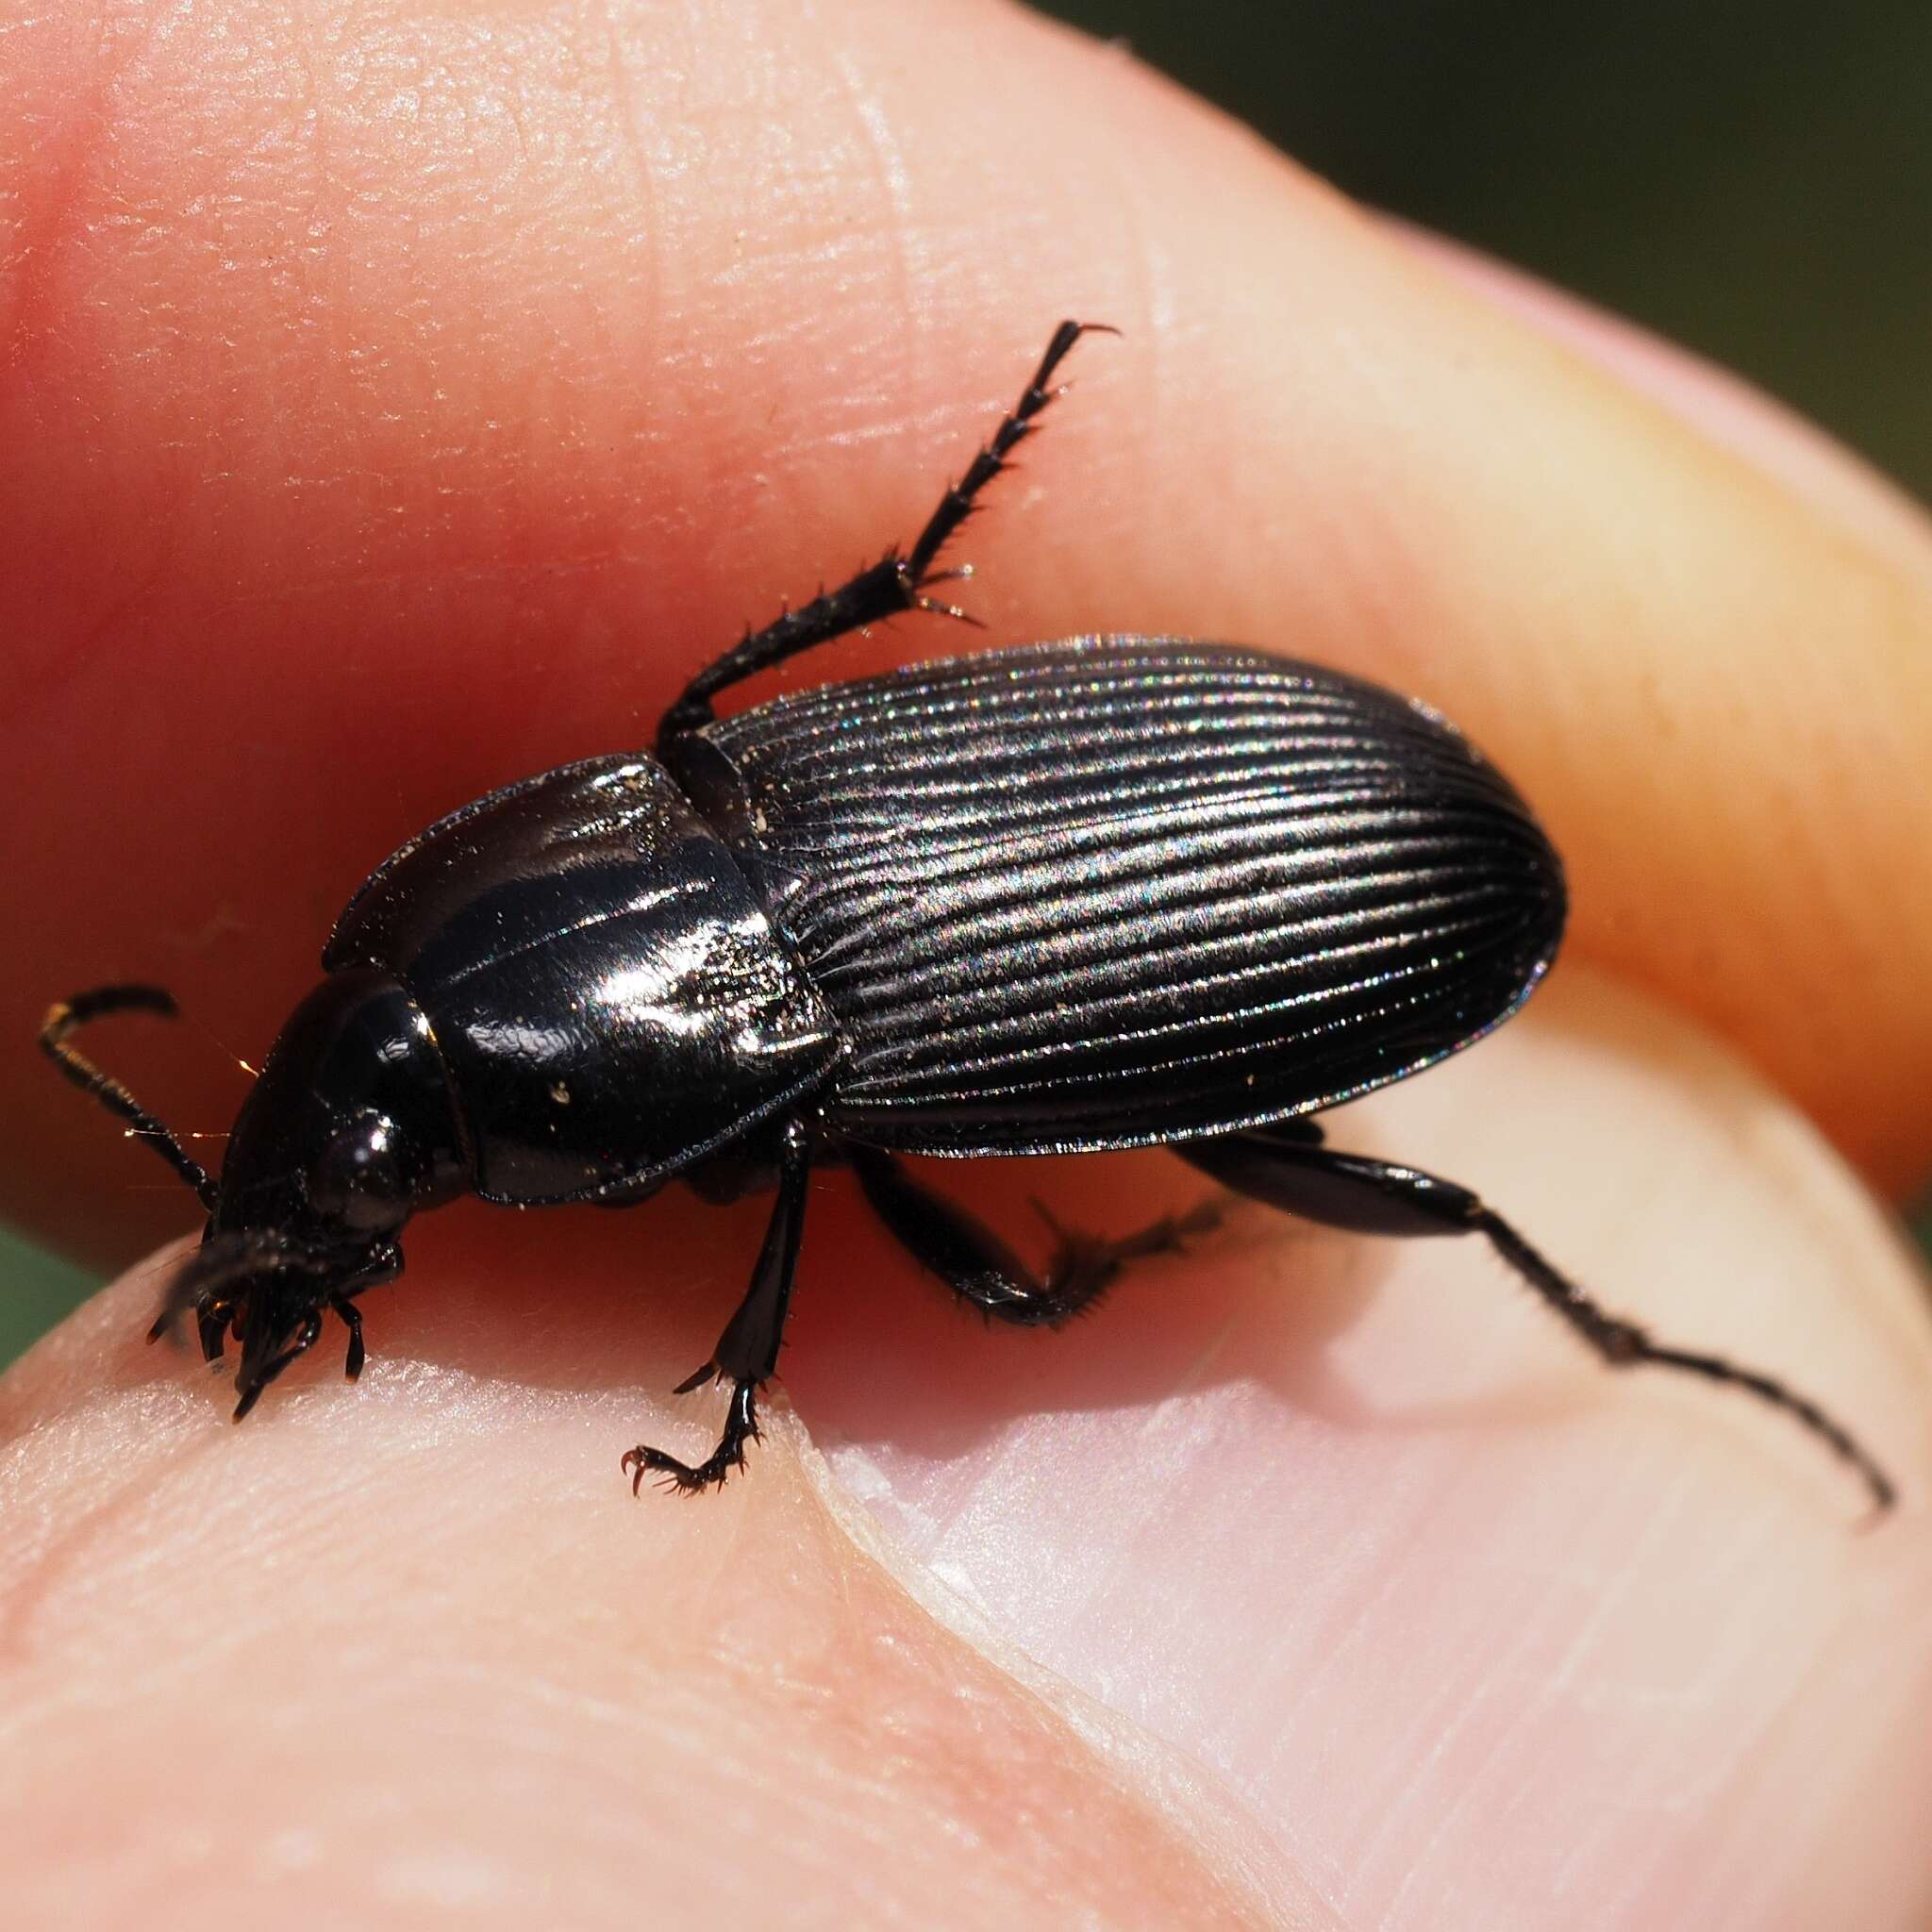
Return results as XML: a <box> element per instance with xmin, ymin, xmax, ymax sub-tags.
<box><xmin>623</xmin><ymin>1121</ymin><xmax>812</xmax><ymax>1495</ymax></box>
<box><xmin>329</xmin><ymin>1243</ymin><xmax>403</xmax><ymax>1382</ymax></box>
<box><xmin>1174</xmin><ymin>1129</ymin><xmax>1896</xmax><ymax>1514</ymax></box>
<box><xmin>655</xmin><ymin>320</ymin><xmax>1110</xmax><ymax>753</ymax></box>
<box><xmin>848</xmin><ymin>1143</ymin><xmax>1216</xmax><ymax>1327</ymax></box>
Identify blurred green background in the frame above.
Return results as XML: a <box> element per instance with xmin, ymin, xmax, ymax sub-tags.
<box><xmin>1045</xmin><ymin>0</ymin><xmax>1932</xmax><ymax>498</ymax></box>
<box><xmin>5</xmin><ymin>1</ymin><xmax>1928</xmax><ymax>1366</ymax></box>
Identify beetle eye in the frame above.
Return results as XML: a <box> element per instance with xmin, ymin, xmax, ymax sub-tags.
<box><xmin>312</xmin><ymin>1110</ymin><xmax>409</xmax><ymax>1228</ymax></box>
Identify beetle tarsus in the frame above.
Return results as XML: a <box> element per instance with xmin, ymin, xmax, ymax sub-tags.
<box><xmin>1608</xmin><ymin>1332</ymin><xmax>1896</xmax><ymax>1515</ymax></box>
<box><xmin>1023</xmin><ymin>1194</ymin><xmax>1223</xmax><ymax>1326</ymax></box>
<box><xmin>624</xmin><ymin>1379</ymin><xmax>761</xmax><ymax>1495</ymax></box>
<box><xmin>848</xmin><ymin>1143</ymin><xmax>1217</xmax><ymax>1329</ymax></box>
<box><xmin>655</xmin><ymin>320</ymin><xmax>1112</xmax><ymax>754</ymax></box>
<box><xmin>895</xmin><ymin>316</ymin><xmax>1105</xmax><ymax>590</ymax></box>
<box><xmin>1464</xmin><ymin>1206</ymin><xmax>1896</xmax><ymax>1512</ymax></box>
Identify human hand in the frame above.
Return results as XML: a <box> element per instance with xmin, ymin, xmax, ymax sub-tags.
<box><xmin>4</xmin><ymin>2</ymin><xmax>1931</xmax><ymax>1925</ymax></box>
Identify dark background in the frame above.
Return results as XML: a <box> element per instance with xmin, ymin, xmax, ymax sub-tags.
<box><xmin>6</xmin><ymin>0</ymin><xmax>1928</xmax><ymax>1360</ymax></box>
<box><xmin>1046</xmin><ymin>0</ymin><xmax>1931</xmax><ymax>499</ymax></box>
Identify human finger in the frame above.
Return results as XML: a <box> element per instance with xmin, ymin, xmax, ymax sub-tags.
<box><xmin>4</xmin><ymin>970</ymin><xmax>1928</xmax><ymax>1928</ymax></box>
<box><xmin>6</xmin><ymin>0</ymin><xmax>1932</xmax><ymax>1280</ymax></box>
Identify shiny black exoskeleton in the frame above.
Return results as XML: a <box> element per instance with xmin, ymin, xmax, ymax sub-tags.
<box><xmin>42</xmin><ymin>325</ymin><xmax>1892</xmax><ymax>1509</ymax></box>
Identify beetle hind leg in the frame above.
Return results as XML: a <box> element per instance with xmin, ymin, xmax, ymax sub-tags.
<box><xmin>623</xmin><ymin>1123</ymin><xmax>810</xmax><ymax>1495</ymax></box>
<box><xmin>1174</xmin><ymin>1128</ymin><xmax>1895</xmax><ymax>1514</ymax></box>
<box><xmin>848</xmin><ymin>1144</ymin><xmax>1216</xmax><ymax>1327</ymax></box>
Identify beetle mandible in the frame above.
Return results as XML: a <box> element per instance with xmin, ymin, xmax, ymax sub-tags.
<box><xmin>42</xmin><ymin>322</ymin><xmax>1893</xmax><ymax>1510</ymax></box>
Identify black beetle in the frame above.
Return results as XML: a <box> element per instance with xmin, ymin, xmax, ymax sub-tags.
<box><xmin>42</xmin><ymin>322</ymin><xmax>1892</xmax><ymax>1510</ymax></box>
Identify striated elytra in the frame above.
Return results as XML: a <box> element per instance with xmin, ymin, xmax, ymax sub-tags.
<box><xmin>42</xmin><ymin>324</ymin><xmax>1892</xmax><ymax>1510</ymax></box>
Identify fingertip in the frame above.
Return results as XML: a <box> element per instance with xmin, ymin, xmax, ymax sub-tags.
<box><xmin>1</xmin><ymin>1235</ymin><xmax>1302</xmax><ymax>1931</ymax></box>
<box><xmin>810</xmin><ymin>971</ymin><xmax>1932</xmax><ymax>1925</ymax></box>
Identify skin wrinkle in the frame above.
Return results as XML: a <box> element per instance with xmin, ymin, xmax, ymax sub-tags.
<box><xmin>588</xmin><ymin>0</ymin><xmax>655</xmax><ymax>330</ymax></box>
<box><xmin>7</xmin><ymin>5</ymin><xmax>182</xmax><ymax>712</ymax></box>
<box><xmin>0</xmin><ymin>7</ymin><xmax>108</xmax><ymax>361</ymax></box>
<box><xmin>825</xmin><ymin>34</ymin><xmax>917</xmax><ymax>340</ymax></box>
<box><xmin>0</xmin><ymin>1398</ymin><xmax>191</xmax><ymax>1670</ymax></box>
<box><xmin>792</xmin><ymin>1420</ymin><xmax>1322</xmax><ymax>1924</ymax></box>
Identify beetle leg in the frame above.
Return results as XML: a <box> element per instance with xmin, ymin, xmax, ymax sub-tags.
<box><xmin>326</xmin><ymin>1244</ymin><xmax>402</xmax><ymax>1381</ymax></box>
<box><xmin>655</xmin><ymin>320</ymin><xmax>1113</xmax><ymax>752</ymax></box>
<box><xmin>329</xmin><ymin>1296</ymin><xmax>365</xmax><ymax>1379</ymax></box>
<box><xmin>1174</xmin><ymin>1132</ymin><xmax>1896</xmax><ymax>1514</ymax></box>
<box><xmin>847</xmin><ymin>1144</ymin><xmax>1216</xmax><ymax>1328</ymax></box>
<box><xmin>623</xmin><ymin>1121</ymin><xmax>812</xmax><ymax>1494</ymax></box>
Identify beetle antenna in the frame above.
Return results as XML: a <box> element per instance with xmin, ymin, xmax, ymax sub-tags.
<box><xmin>41</xmin><ymin>986</ymin><xmax>220</xmax><ymax>1212</ymax></box>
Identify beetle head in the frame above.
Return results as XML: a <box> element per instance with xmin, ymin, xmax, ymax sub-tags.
<box><xmin>163</xmin><ymin>967</ymin><xmax>471</xmax><ymax>1414</ymax></box>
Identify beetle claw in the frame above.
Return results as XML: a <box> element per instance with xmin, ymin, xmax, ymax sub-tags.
<box><xmin>623</xmin><ymin>1379</ymin><xmax>760</xmax><ymax>1495</ymax></box>
<box><xmin>622</xmin><ymin>1441</ymin><xmax>737</xmax><ymax>1497</ymax></box>
<box><xmin>914</xmin><ymin>592</ymin><xmax>985</xmax><ymax>627</ymax></box>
